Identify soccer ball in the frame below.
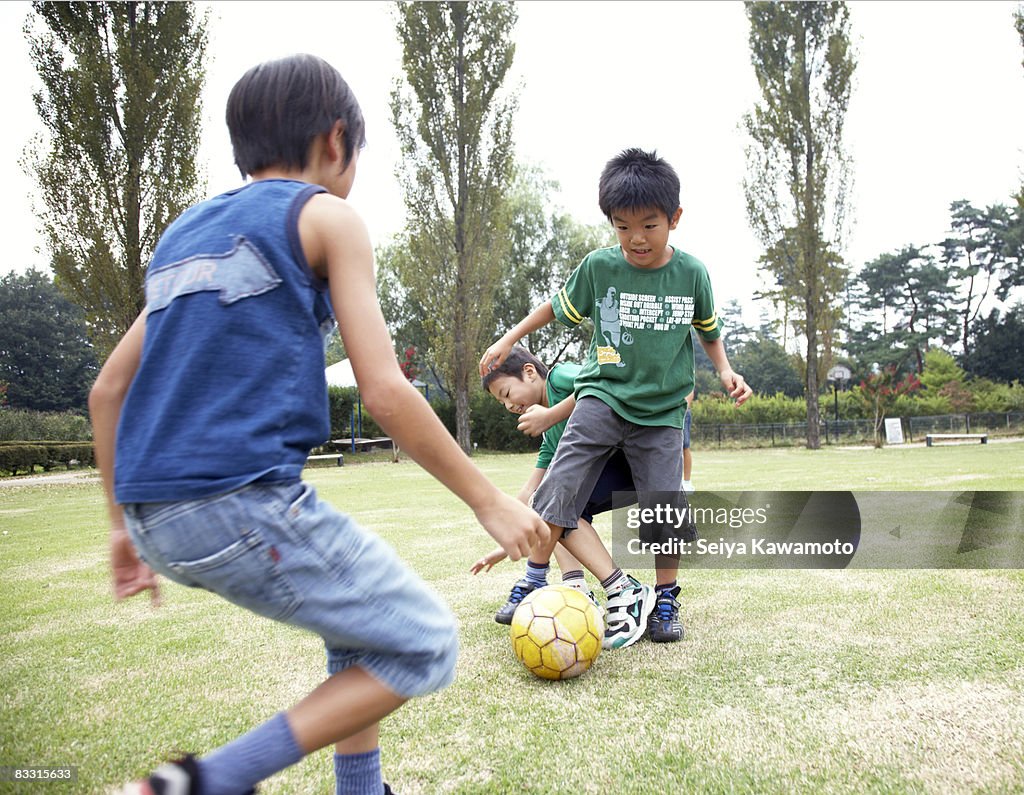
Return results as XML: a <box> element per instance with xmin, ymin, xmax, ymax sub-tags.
<box><xmin>510</xmin><ymin>584</ymin><xmax>603</xmax><ymax>680</ymax></box>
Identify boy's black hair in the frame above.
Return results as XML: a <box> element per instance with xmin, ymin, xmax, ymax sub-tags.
<box><xmin>226</xmin><ymin>53</ymin><xmax>366</xmax><ymax>178</ymax></box>
<box><xmin>598</xmin><ymin>148</ymin><xmax>680</xmax><ymax>222</ymax></box>
<box><xmin>481</xmin><ymin>346</ymin><xmax>549</xmax><ymax>391</ymax></box>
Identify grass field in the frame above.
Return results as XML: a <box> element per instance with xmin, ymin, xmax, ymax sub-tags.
<box><xmin>1</xmin><ymin>441</ymin><xmax>1023</xmax><ymax>793</ymax></box>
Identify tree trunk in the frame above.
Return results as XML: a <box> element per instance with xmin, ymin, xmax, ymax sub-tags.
<box><xmin>805</xmin><ymin>320</ymin><xmax>822</xmax><ymax>450</ymax></box>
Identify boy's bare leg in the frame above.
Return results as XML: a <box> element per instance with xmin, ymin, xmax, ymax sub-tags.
<box><xmin>655</xmin><ymin>553</ymin><xmax>680</xmax><ymax>589</ymax></box>
<box><xmin>552</xmin><ymin>539</ymin><xmax>584</xmax><ymax>574</ymax></box>
<box><xmin>556</xmin><ymin>521</ymin><xmax>616</xmax><ymax>582</ymax></box>
<box><xmin>286</xmin><ymin>666</ymin><xmax>406</xmax><ymax>753</ymax></box>
<box><xmin>335</xmin><ymin>724</ymin><xmax>380</xmax><ymax>755</ymax></box>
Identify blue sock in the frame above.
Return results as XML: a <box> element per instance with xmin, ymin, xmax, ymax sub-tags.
<box><xmin>525</xmin><ymin>560</ymin><xmax>549</xmax><ymax>588</ymax></box>
<box><xmin>334</xmin><ymin>748</ymin><xmax>382</xmax><ymax>795</ymax></box>
<box><xmin>197</xmin><ymin>712</ymin><xmax>303</xmax><ymax>795</ymax></box>
<box><xmin>656</xmin><ymin>580</ymin><xmax>678</xmax><ymax>596</ymax></box>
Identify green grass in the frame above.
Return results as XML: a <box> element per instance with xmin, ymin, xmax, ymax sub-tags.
<box><xmin>1</xmin><ymin>442</ymin><xmax>1023</xmax><ymax>793</ymax></box>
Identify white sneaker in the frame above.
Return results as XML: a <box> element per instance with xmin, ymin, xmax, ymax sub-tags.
<box><xmin>602</xmin><ymin>577</ymin><xmax>655</xmax><ymax>650</ymax></box>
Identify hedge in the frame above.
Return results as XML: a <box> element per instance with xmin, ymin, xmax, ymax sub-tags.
<box><xmin>0</xmin><ymin>442</ymin><xmax>95</xmax><ymax>475</ymax></box>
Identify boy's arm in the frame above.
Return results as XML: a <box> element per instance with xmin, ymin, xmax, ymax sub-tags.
<box><xmin>478</xmin><ymin>301</ymin><xmax>555</xmax><ymax>376</ymax></box>
<box><xmin>699</xmin><ymin>337</ymin><xmax>752</xmax><ymax>406</ymax></box>
<box><xmin>89</xmin><ymin>312</ymin><xmax>161</xmax><ymax>604</ymax></box>
<box><xmin>515</xmin><ymin>467</ymin><xmax>547</xmax><ymax>505</ymax></box>
<box><xmin>304</xmin><ymin>195</ymin><xmax>548</xmax><ymax>560</ymax></box>
<box><xmin>472</xmin><ymin>467</ymin><xmax>547</xmax><ymax>574</ymax></box>
<box><xmin>517</xmin><ymin>393</ymin><xmax>575</xmax><ymax>438</ymax></box>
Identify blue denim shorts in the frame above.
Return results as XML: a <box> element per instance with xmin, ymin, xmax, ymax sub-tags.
<box><xmin>683</xmin><ymin>408</ymin><xmax>692</xmax><ymax>450</ymax></box>
<box><xmin>123</xmin><ymin>481</ymin><xmax>458</xmax><ymax>698</ymax></box>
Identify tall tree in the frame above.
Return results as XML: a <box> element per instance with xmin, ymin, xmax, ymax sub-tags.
<box><xmin>0</xmin><ymin>269</ymin><xmax>98</xmax><ymax>412</ymax></box>
<box><xmin>850</xmin><ymin>245</ymin><xmax>957</xmax><ymax>374</ymax></box>
<box><xmin>24</xmin><ymin>1</ymin><xmax>207</xmax><ymax>358</ymax></box>
<box><xmin>1016</xmin><ymin>4</ymin><xmax>1024</xmax><ymax>70</ymax></box>
<box><xmin>743</xmin><ymin>1</ymin><xmax>855</xmax><ymax>449</ymax></box>
<box><xmin>968</xmin><ymin>303</ymin><xmax>1024</xmax><ymax>384</ymax></box>
<box><xmin>390</xmin><ymin>0</ymin><xmax>518</xmax><ymax>452</ymax></box>
<box><xmin>939</xmin><ymin>200</ymin><xmax>1016</xmax><ymax>363</ymax></box>
<box><xmin>491</xmin><ymin>164</ymin><xmax>610</xmax><ymax>368</ymax></box>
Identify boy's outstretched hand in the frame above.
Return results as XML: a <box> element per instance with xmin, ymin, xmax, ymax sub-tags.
<box><xmin>470</xmin><ymin>546</ymin><xmax>508</xmax><ymax>574</ymax></box>
<box><xmin>473</xmin><ymin>491</ymin><xmax>549</xmax><ymax>562</ymax></box>
<box><xmin>110</xmin><ymin>527</ymin><xmax>161</xmax><ymax>605</ymax></box>
<box><xmin>720</xmin><ymin>369</ymin><xmax>753</xmax><ymax>406</ymax></box>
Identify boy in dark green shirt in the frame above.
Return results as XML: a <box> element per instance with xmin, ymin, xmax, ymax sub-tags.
<box><xmin>481</xmin><ymin>148</ymin><xmax>751</xmax><ymax>648</ymax></box>
<box><xmin>473</xmin><ymin>346</ymin><xmax>635</xmax><ymax>625</ymax></box>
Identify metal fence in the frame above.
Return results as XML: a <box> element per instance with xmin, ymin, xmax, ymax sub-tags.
<box><xmin>691</xmin><ymin>412</ymin><xmax>1024</xmax><ymax>449</ymax></box>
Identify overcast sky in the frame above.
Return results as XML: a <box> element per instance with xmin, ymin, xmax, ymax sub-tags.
<box><xmin>2</xmin><ymin>1</ymin><xmax>1023</xmax><ymax>322</ymax></box>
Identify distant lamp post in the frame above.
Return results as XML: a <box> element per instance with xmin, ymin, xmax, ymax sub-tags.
<box><xmin>827</xmin><ymin>364</ymin><xmax>852</xmax><ymax>424</ymax></box>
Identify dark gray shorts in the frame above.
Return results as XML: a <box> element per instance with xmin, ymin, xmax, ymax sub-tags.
<box><xmin>532</xmin><ymin>396</ymin><xmax>689</xmax><ymax>535</ymax></box>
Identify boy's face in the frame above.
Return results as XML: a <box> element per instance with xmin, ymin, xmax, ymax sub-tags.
<box><xmin>611</xmin><ymin>206</ymin><xmax>682</xmax><ymax>269</ymax></box>
<box><xmin>486</xmin><ymin>367</ymin><xmax>545</xmax><ymax>415</ymax></box>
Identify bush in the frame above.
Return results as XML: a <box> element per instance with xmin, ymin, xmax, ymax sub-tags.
<box><xmin>0</xmin><ymin>442</ymin><xmax>94</xmax><ymax>475</ymax></box>
<box><xmin>469</xmin><ymin>391</ymin><xmax>540</xmax><ymax>453</ymax></box>
<box><xmin>0</xmin><ymin>409</ymin><xmax>91</xmax><ymax>442</ymax></box>
<box><xmin>327</xmin><ymin>387</ymin><xmax>385</xmax><ymax>440</ymax></box>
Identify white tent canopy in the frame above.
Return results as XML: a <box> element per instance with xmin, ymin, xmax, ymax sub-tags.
<box><xmin>325</xmin><ymin>358</ymin><xmax>357</xmax><ymax>388</ymax></box>
<box><xmin>325</xmin><ymin>358</ymin><xmax>426</xmax><ymax>389</ymax></box>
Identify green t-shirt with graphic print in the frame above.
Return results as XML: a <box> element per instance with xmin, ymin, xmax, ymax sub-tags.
<box><xmin>536</xmin><ymin>362</ymin><xmax>581</xmax><ymax>470</ymax></box>
<box><xmin>550</xmin><ymin>245</ymin><xmax>720</xmax><ymax>428</ymax></box>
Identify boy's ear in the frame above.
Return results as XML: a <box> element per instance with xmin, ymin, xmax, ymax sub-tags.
<box><xmin>669</xmin><ymin>206</ymin><xmax>683</xmax><ymax>230</ymax></box>
<box><xmin>522</xmin><ymin>363</ymin><xmax>537</xmax><ymax>381</ymax></box>
<box><xmin>326</xmin><ymin>120</ymin><xmax>347</xmax><ymax>165</ymax></box>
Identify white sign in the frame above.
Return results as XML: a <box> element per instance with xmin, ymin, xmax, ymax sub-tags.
<box><xmin>884</xmin><ymin>418</ymin><xmax>905</xmax><ymax>445</ymax></box>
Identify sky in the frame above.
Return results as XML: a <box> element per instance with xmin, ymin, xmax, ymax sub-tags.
<box><xmin>2</xmin><ymin>0</ymin><xmax>1023</xmax><ymax>323</ymax></box>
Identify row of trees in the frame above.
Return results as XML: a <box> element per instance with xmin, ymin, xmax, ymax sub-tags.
<box><xmin>9</xmin><ymin>1</ymin><xmax>1024</xmax><ymax>455</ymax></box>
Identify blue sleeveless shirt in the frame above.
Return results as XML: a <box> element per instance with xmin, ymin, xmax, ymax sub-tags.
<box><xmin>115</xmin><ymin>179</ymin><xmax>334</xmax><ymax>503</ymax></box>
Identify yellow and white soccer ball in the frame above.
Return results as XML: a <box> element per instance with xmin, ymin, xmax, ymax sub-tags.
<box><xmin>510</xmin><ymin>584</ymin><xmax>603</xmax><ymax>680</ymax></box>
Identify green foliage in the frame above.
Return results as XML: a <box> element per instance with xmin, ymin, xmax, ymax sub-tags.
<box><xmin>0</xmin><ymin>408</ymin><xmax>92</xmax><ymax>442</ymax></box>
<box><xmin>1017</xmin><ymin>4</ymin><xmax>1024</xmax><ymax>70</ymax></box>
<box><xmin>0</xmin><ymin>441</ymin><xmax>94</xmax><ymax>475</ymax></box>
<box><xmin>939</xmin><ymin>200</ymin><xmax>1023</xmax><ymax>362</ymax></box>
<box><xmin>326</xmin><ymin>387</ymin><xmax>385</xmax><ymax>441</ymax></box>
<box><xmin>491</xmin><ymin>164</ymin><xmax>610</xmax><ymax>366</ymax></box>
<box><xmin>968</xmin><ymin>303</ymin><xmax>1024</xmax><ymax>383</ymax></box>
<box><xmin>0</xmin><ymin>269</ymin><xmax>98</xmax><ymax>411</ymax></box>
<box><xmin>390</xmin><ymin>0</ymin><xmax>519</xmax><ymax>451</ymax></box>
<box><xmin>728</xmin><ymin>332</ymin><xmax>805</xmax><ymax>398</ymax></box>
<box><xmin>468</xmin><ymin>390</ymin><xmax>539</xmax><ymax>454</ymax></box>
<box><xmin>919</xmin><ymin>348</ymin><xmax>966</xmax><ymax>392</ymax></box>
<box><xmin>848</xmin><ymin>245</ymin><xmax>957</xmax><ymax>374</ymax></box>
<box><xmin>25</xmin><ymin>1</ymin><xmax>208</xmax><ymax>359</ymax></box>
<box><xmin>742</xmin><ymin>0</ymin><xmax>856</xmax><ymax>448</ymax></box>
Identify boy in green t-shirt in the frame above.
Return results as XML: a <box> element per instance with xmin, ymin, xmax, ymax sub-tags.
<box><xmin>472</xmin><ymin>345</ymin><xmax>636</xmax><ymax>626</ymax></box>
<box><xmin>480</xmin><ymin>148</ymin><xmax>751</xmax><ymax>648</ymax></box>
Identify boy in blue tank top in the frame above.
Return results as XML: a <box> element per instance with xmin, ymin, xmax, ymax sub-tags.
<box><xmin>93</xmin><ymin>54</ymin><xmax>548</xmax><ymax>795</ymax></box>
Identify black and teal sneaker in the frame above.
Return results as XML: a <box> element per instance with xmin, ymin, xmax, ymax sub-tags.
<box><xmin>494</xmin><ymin>578</ymin><xmax>539</xmax><ymax>625</ymax></box>
<box><xmin>602</xmin><ymin>576</ymin><xmax>655</xmax><ymax>650</ymax></box>
<box><xmin>647</xmin><ymin>585</ymin><xmax>684</xmax><ymax>643</ymax></box>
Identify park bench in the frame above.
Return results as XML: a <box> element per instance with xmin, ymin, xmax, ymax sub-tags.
<box><xmin>306</xmin><ymin>453</ymin><xmax>345</xmax><ymax>467</ymax></box>
<box><xmin>925</xmin><ymin>433</ymin><xmax>988</xmax><ymax>447</ymax></box>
